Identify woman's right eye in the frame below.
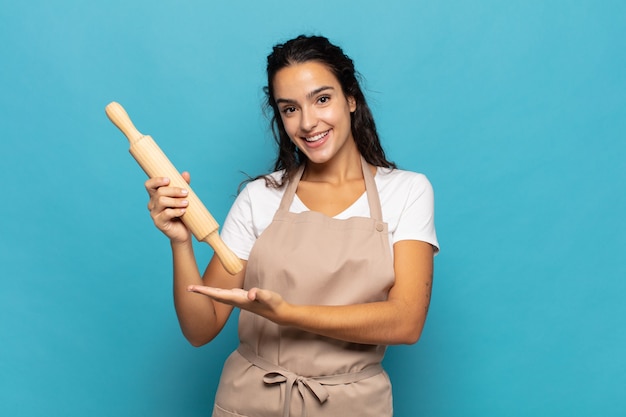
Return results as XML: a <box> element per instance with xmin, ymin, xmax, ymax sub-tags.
<box><xmin>281</xmin><ymin>106</ymin><xmax>296</xmax><ymax>115</ymax></box>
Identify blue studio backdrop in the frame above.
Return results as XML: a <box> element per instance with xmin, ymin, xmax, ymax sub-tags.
<box><xmin>1</xmin><ymin>1</ymin><xmax>624</xmax><ymax>416</ymax></box>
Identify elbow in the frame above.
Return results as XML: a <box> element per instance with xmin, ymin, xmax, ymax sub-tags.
<box><xmin>405</xmin><ymin>328</ymin><xmax>423</xmax><ymax>345</ymax></box>
<box><xmin>397</xmin><ymin>327</ymin><xmax>423</xmax><ymax>345</ymax></box>
<box><xmin>187</xmin><ymin>337</ymin><xmax>208</xmax><ymax>348</ymax></box>
<box><xmin>392</xmin><ymin>319</ymin><xmax>426</xmax><ymax>345</ymax></box>
<box><xmin>182</xmin><ymin>329</ymin><xmax>215</xmax><ymax>348</ymax></box>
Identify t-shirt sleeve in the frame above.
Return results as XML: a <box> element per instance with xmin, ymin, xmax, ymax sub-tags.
<box><xmin>392</xmin><ymin>173</ymin><xmax>439</xmax><ymax>253</ymax></box>
<box><xmin>220</xmin><ymin>186</ymin><xmax>256</xmax><ymax>261</ymax></box>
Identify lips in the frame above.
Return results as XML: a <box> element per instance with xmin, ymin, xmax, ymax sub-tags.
<box><xmin>303</xmin><ymin>130</ymin><xmax>329</xmax><ymax>143</ymax></box>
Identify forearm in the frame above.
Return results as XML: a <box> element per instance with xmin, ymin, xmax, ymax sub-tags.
<box><xmin>171</xmin><ymin>240</ymin><xmax>220</xmax><ymax>346</ymax></box>
<box><xmin>185</xmin><ymin>242</ymin><xmax>434</xmax><ymax>346</ymax></box>
<box><xmin>280</xmin><ymin>299</ymin><xmax>427</xmax><ymax>346</ymax></box>
<box><xmin>279</xmin><ymin>241</ymin><xmax>434</xmax><ymax>346</ymax></box>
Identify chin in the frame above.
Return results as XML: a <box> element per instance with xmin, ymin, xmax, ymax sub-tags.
<box><xmin>303</xmin><ymin>153</ymin><xmax>334</xmax><ymax>165</ymax></box>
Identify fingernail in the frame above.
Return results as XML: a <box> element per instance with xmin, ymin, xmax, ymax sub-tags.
<box><xmin>181</xmin><ymin>189</ymin><xmax>188</xmax><ymax>195</ymax></box>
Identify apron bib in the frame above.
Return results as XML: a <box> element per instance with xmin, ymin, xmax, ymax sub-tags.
<box><xmin>213</xmin><ymin>157</ymin><xmax>395</xmax><ymax>417</ymax></box>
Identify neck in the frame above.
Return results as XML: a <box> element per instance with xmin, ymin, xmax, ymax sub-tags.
<box><xmin>302</xmin><ymin>143</ymin><xmax>364</xmax><ymax>185</ymax></box>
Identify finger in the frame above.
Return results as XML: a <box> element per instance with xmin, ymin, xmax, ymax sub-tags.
<box><xmin>153</xmin><ymin>207</ymin><xmax>187</xmax><ymax>225</ymax></box>
<box><xmin>150</xmin><ymin>209</ymin><xmax>186</xmax><ymax>233</ymax></box>
<box><xmin>148</xmin><ymin>193</ymin><xmax>188</xmax><ymax>214</ymax></box>
<box><xmin>145</xmin><ymin>177</ymin><xmax>170</xmax><ymax>193</ymax></box>
<box><xmin>187</xmin><ymin>286</ymin><xmax>248</xmax><ymax>302</ymax></box>
<box><xmin>145</xmin><ymin>178</ymin><xmax>190</xmax><ymax>199</ymax></box>
<box><xmin>187</xmin><ymin>285</ymin><xmax>215</xmax><ymax>294</ymax></box>
<box><xmin>248</xmin><ymin>287</ymin><xmax>260</xmax><ymax>301</ymax></box>
<box><xmin>153</xmin><ymin>185</ymin><xmax>189</xmax><ymax>198</ymax></box>
<box><xmin>156</xmin><ymin>194</ymin><xmax>189</xmax><ymax>209</ymax></box>
<box><xmin>253</xmin><ymin>288</ymin><xmax>277</xmax><ymax>304</ymax></box>
<box><xmin>186</xmin><ymin>285</ymin><xmax>227</xmax><ymax>297</ymax></box>
<box><xmin>148</xmin><ymin>187</ymin><xmax>188</xmax><ymax>208</ymax></box>
<box><xmin>181</xmin><ymin>171</ymin><xmax>191</xmax><ymax>184</ymax></box>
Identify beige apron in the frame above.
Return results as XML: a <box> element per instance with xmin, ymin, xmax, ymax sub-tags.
<box><xmin>213</xmin><ymin>157</ymin><xmax>395</xmax><ymax>417</ymax></box>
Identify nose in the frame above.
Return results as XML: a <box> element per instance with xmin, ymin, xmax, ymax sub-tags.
<box><xmin>299</xmin><ymin>106</ymin><xmax>317</xmax><ymax>132</ymax></box>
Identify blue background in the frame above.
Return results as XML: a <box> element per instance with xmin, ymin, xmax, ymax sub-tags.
<box><xmin>1</xmin><ymin>1</ymin><xmax>624</xmax><ymax>416</ymax></box>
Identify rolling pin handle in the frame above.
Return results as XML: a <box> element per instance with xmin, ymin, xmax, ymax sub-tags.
<box><xmin>105</xmin><ymin>102</ymin><xmax>144</xmax><ymax>144</ymax></box>
<box><xmin>205</xmin><ymin>232</ymin><xmax>244</xmax><ymax>275</ymax></box>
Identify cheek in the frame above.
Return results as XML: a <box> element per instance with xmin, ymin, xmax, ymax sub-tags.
<box><xmin>323</xmin><ymin>105</ymin><xmax>350</xmax><ymax>125</ymax></box>
<box><xmin>317</xmin><ymin>105</ymin><xmax>338</xmax><ymax>121</ymax></box>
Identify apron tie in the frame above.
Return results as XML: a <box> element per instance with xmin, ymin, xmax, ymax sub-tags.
<box><xmin>263</xmin><ymin>371</ymin><xmax>330</xmax><ymax>417</ymax></box>
<box><xmin>238</xmin><ymin>344</ymin><xmax>383</xmax><ymax>417</ymax></box>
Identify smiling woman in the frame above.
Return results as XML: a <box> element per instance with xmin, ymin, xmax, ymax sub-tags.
<box><xmin>273</xmin><ymin>62</ymin><xmax>357</xmax><ymax>169</ymax></box>
<box><xmin>146</xmin><ymin>35</ymin><xmax>439</xmax><ymax>417</ymax></box>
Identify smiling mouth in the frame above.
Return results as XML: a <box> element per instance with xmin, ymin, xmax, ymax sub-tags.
<box><xmin>304</xmin><ymin>130</ymin><xmax>329</xmax><ymax>142</ymax></box>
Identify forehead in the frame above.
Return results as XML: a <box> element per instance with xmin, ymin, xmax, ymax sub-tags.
<box><xmin>272</xmin><ymin>61</ymin><xmax>341</xmax><ymax>98</ymax></box>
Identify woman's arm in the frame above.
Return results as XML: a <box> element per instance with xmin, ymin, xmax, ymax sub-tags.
<box><xmin>146</xmin><ymin>175</ymin><xmax>246</xmax><ymax>347</ymax></box>
<box><xmin>172</xmin><ymin>244</ymin><xmax>247</xmax><ymax>346</ymax></box>
<box><xmin>188</xmin><ymin>239</ymin><xmax>433</xmax><ymax>346</ymax></box>
<box><xmin>284</xmin><ymin>240</ymin><xmax>434</xmax><ymax>345</ymax></box>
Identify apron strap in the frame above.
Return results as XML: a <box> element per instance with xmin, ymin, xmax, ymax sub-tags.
<box><xmin>277</xmin><ymin>164</ymin><xmax>305</xmax><ymax>214</ymax></box>
<box><xmin>360</xmin><ymin>155</ymin><xmax>383</xmax><ymax>221</ymax></box>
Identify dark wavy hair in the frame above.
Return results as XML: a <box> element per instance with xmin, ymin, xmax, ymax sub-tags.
<box><xmin>263</xmin><ymin>35</ymin><xmax>395</xmax><ymax>187</ymax></box>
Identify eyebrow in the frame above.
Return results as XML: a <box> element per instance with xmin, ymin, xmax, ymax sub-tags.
<box><xmin>275</xmin><ymin>86</ymin><xmax>335</xmax><ymax>105</ymax></box>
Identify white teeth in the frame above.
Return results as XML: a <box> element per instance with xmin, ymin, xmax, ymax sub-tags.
<box><xmin>304</xmin><ymin>131</ymin><xmax>328</xmax><ymax>142</ymax></box>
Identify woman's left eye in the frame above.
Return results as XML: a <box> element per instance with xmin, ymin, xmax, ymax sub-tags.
<box><xmin>317</xmin><ymin>95</ymin><xmax>330</xmax><ymax>104</ymax></box>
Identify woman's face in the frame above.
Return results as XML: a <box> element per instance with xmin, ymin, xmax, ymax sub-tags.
<box><xmin>272</xmin><ymin>61</ymin><xmax>357</xmax><ymax>166</ymax></box>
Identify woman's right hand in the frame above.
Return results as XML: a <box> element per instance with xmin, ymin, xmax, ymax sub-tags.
<box><xmin>145</xmin><ymin>172</ymin><xmax>192</xmax><ymax>244</ymax></box>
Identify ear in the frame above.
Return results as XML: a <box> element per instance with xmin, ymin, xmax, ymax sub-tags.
<box><xmin>347</xmin><ymin>96</ymin><xmax>357</xmax><ymax>113</ymax></box>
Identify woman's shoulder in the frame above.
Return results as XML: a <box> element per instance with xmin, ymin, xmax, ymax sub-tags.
<box><xmin>239</xmin><ymin>170</ymin><xmax>287</xmax><ymax>202</ymax></box>
<box><xmin>375</xmin><ymin>166</ymin><xmax>433</xmax><ymax>193</ymax></box>
<box><xmin>225</xmin><ymin>170</ymin><xmax>286</xmax><ymax>237</ymax></box>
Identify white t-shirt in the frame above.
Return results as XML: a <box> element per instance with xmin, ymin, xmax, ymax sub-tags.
<box><xmin>221</xmin><ymin>167</ymin><xmax>439</xmax><ymax>260</ymax></box>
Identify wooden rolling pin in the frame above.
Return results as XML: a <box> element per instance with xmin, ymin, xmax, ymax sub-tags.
<box><xmin>105</xmin><ymin>102</ymin><xmax>243</xmax><ymax>275</ymax></box>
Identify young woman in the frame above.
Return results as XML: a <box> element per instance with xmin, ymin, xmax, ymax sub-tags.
<box><xmin>145</xmin><ymin>35</ymin><xmax>439</xmax><ymax>417</ymax></box>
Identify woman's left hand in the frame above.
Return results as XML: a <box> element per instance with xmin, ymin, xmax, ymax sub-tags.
<box><xmin>187</xmin><ymin>285</ymin><xmax>288</xmax><ymax>324</ymax></box>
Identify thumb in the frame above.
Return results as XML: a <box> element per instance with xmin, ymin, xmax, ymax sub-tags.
<box><xmin>251</xmin><ymin>288</ymin><xmax>277</xmax><ymax>305</ymax></box>
<box><xmin>181</xmin><ymin>171</ymin><xmax>191</xmax><ymax>184</ymax></box>
<box><xmin>247</xmin><ymin>287</ymin><xmax>260</xmax><ymax>301</ymax></box>
<box><xmin>249</xmin><ymin>287</ymin><xmax>274</xmax><ymax>303</ymax></box>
